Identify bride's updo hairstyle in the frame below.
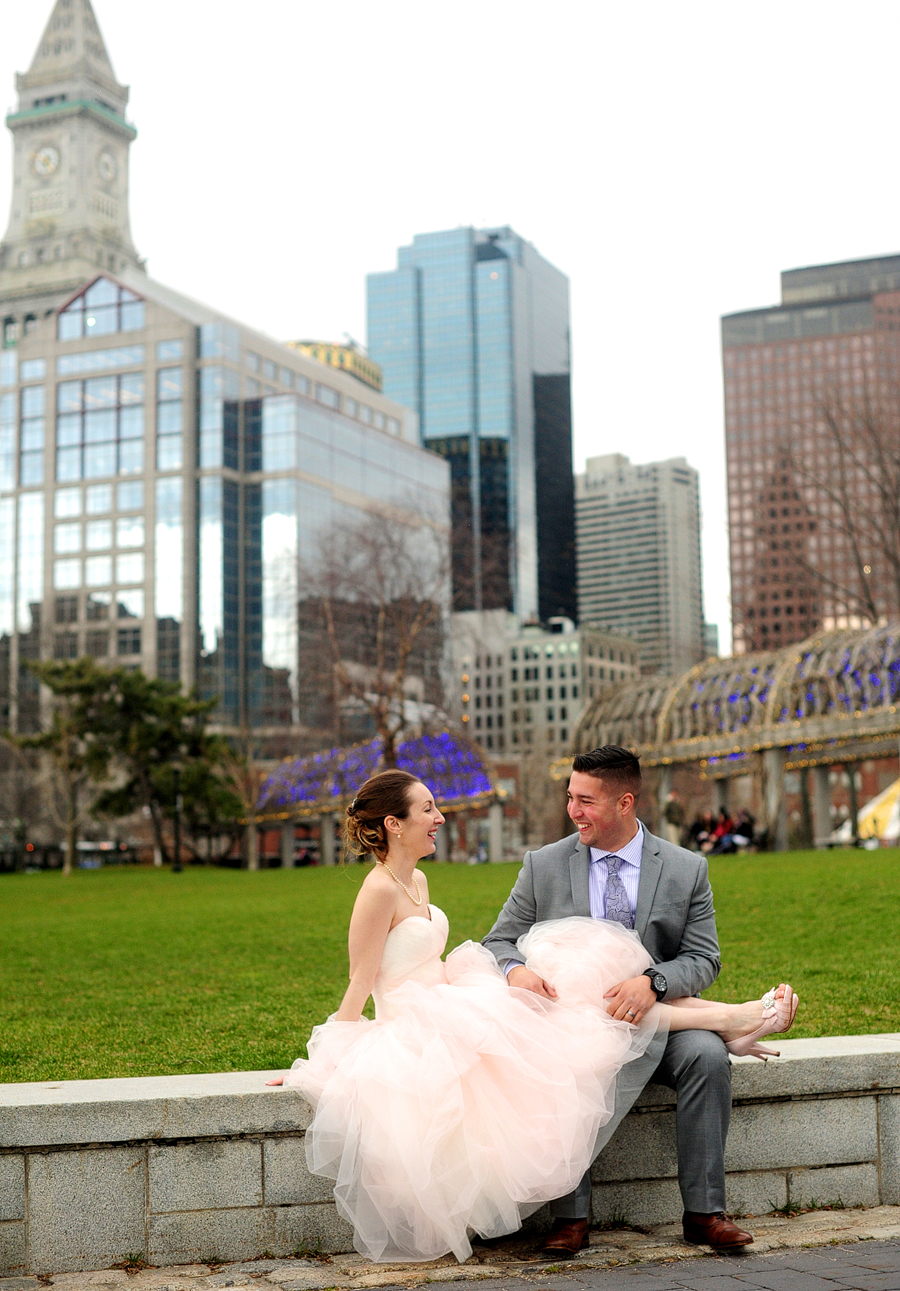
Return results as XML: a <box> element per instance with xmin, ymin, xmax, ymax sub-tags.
<box><xmin>345</xmin><ymin>770</ymin><xmax>421</xmax><ymax>859</ymax></box>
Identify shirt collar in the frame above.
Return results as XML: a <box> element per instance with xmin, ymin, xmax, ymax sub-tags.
<box><xmin>590</xmin><ymin>822</ymin><xmax>644</xmax><ymax>868</ymax></box>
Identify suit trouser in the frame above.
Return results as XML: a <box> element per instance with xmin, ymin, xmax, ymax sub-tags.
<box><xmin>550</xmin><ymin>1030</ymin><xmax>732</xmax><ymax>1219</ymax></box>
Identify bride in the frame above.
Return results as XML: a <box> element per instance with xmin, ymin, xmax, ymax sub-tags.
<box><xmin>267</xmin><ymin>770</ymin><xmax>797</xmax><ymax>1265</ymax></box>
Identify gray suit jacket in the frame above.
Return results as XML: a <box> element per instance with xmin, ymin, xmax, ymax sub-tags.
<box><xmin>482</xmin><ymin>825</ymin><xmax>721</xmax><ymax>1000</ymax></box>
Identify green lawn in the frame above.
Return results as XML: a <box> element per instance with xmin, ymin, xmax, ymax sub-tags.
<box><xmin>1</xmin><ymin>849</ymin><xmax>897</xmax><ymax>1084</ymax></box>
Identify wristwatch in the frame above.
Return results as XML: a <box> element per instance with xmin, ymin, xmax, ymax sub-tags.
<box><xmin>644</xmin><ymin>969</ymin><xmax>668</xmax><ymax>1000</ymax></box>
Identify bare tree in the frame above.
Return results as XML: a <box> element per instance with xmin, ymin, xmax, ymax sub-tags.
<box><xmin>784</xmin><ymin>386</ymin><xmax>900</xmax><ymax>626</ymax></box>
<box><xmin>298</xmin><ymin>505</ymin><xmax>449</xmax><ymax>767</ymax></box>
<box><xmin>217</xmin><ymin>726</ymin><xmax>270</xmax><ymax>870</ymax></box>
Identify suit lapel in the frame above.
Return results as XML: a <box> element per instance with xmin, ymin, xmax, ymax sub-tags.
<box><xmin>634</xmin><ymin>829</ymin><xmax>663</xmax><ymax>938</ymax></box>
<box><xmin>568</xmin><ymin>839</ymin><xmax>592</xmax><ymax>916</ymax></box>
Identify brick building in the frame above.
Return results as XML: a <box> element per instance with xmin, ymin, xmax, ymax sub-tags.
<box><xmin>722</xmin><ymin>254</ymin><xmax>900</xmax><ymax>655</ymax></box>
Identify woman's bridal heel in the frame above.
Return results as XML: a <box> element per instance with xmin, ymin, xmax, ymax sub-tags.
<box><xmin>725</xmin><ymin>984</ymin><xmax>798</xmax><ymax>1059</ymax></box>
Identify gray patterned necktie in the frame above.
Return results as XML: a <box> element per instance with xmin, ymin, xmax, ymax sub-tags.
<box><xmin>605</xmin><ymin>856</ymin><xmax>634</xmax><ymax>929</ymax></box>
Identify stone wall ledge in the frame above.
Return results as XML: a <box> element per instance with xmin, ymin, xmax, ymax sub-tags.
<box><xmin>4</xmin><ymin>1035</ymin><xmax>900</xmax><ymax>1149</ymax></box>
<box><xmin>3</xmin><ymin>1036</ymin><xmax>900</xmax><ymax>1276</ymax></box>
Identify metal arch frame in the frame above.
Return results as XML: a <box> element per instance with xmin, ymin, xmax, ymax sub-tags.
<box><xmin>574</xmin><ymin>622</ymin><xmax>900</xmax><ymax>770</ymax></box>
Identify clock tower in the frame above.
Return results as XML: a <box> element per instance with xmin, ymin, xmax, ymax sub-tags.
<box><xmin>0</xmin><ymin>0</ymin><xmax>144</xmax><ymax>312</ymax></box>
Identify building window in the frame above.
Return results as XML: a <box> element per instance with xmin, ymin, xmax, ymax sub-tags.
<box><xmin>54</xmin><ymin>520</ymin><xmax>81</xmax><ymax>553</ymax></box>
<box><xmin>20</xmin><ymin>384</ymin><xmax>45</xmax><ymax>485</ymax></box>
<box><xmin>156</xmin><ymin>366</ymin><xmax>183</xmax><ymax>470</ymax></box>
<box><xmin>85</xmin><ymin>518</ymin><xmax>111</xmax><ymax>550</ymax></box>
<box><xmin>54</xmin><ymin>632</ymin><xmax>79</xmax><ymax>660</ymax></box>
<box><xmin>86</xmin><ymin>593</ymin><xmax>110</xmax><ymax>621</ymax></box>
<box><xmin>117</xmin><ymin>626</ymin><xmax>141</xmax><ymax>655</ymax></box>
<box><xmin>86</xmin><ymin>629</ymin><xmax>109</xmax><ymax>657</ymax></box>
<box><xmin>55</xmin><ymin>595</ymin><xmax>78</xmax><ymax>624</ymax></box>
<box><xmin>115</xmin><ymin>552</ymin><xmax>144</xmax><ymax>584</ymax></box>
<box><xmin>85</xmin><ymin>555</ymin><xmax>112</xmax><ymax>587</ymax></box>
<box><xmin>53</xmin><ymin>558</ymin><xmax>80</xmax><ymax>590</ymax></box>
<box><xmin>57</xmin><ymin>277</ymin><xmax>144</xmax><ymax>341</ymax></box>
<box><xmin>0</xmin><ymin>391</ymin><xmax>14</xmax><ymax>491</ymax></box>
<box><xmin>157</xmin><ymin>340</ymin><xmax>184</xmax><ymax>362</ymax></box>
<box><xmin>117</xmin><ymin>588</ymin><xmax>144</xmax><ymax>619</ymax></box>
<box><xmin>316</xmin><ymin>383</ymin><xmax>340</xmax><ymax>409</ymax></box>
<box><xmin>56</xmin><ymin>371</ymin><xmax>145</xmax><ymax>482</ymax></box>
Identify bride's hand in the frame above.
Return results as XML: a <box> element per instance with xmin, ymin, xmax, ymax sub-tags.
<box><xmin>507</xmin><ymin>965</ymin><xmax>558</xmax><ymax>999</ymax></box>
<box><xmin>265</xmin><ymin>1076</ymin><xmax>285</xmax><ymax>1086</ymax></box>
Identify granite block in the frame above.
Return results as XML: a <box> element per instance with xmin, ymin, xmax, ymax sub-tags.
<box><xmin>593</xmin><ymin>1109</ymin><xmax>678</xmax><ymax>1183</ymax></box>
<box><xmin>148</xmin><ymin>1208</ymin><xmax>268</xmax><ymax>1266</ymax></box>
<box><xmin>268</xmin><ymin>1204</ymin><xmax>355</xmax><ymax>1257</ymax></box>
<box><xmin>28</xmin><ymin>1148</ymin><xmax>146</xmax><ymax>1275</ymax></box>
<box><xmin>591</xmin><ymin>1176</ymin><xmax>683</xmax><ymax>1227</ymax></box>
<box><xmin>149</xmin><ymin>1139</ymin><xmax>262</xmax><ymax>1213</ymax></box>
<box><xmin>880</xmin><ymin>1095</ymin><xmax>900</xmax><ymax>1206</ymax></box>
<box><xmin>0</xmin><ymin>1075</ymin><xmax>310</xmax><ymax>1148</ymax></box>
<box><xmin>789</xmin><ymin>1163</ymin><xmax>880</xmax><ymax>1210</ymax></box>
<box><xmin>263</xmin><ymin>1140</ymin><xmax>333</xmax><ymax>1206</ymax></box>
<box><xmin>725</xmin><ymin>1169</ymin><xmax>787</xmax><ymax>1217</ymax></box>
<box><xmin>725</xmin><ymin>1097</ymin><xmax>877</xmax><ymax>1172</ymax></box>
<box><xmin>0</xmin><ymin>1159</ymin><xmax>25</xmax><ymax>1222</ymax></box>
<box><xmin>0</xmin><ymin>1223</ymin><xmax>26</xmax><ymax>1277</ymax></box>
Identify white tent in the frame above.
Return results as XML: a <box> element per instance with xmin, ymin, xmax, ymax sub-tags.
<box><xmin>832</xmin><ymin>777</ymin><xmax>900</xmax><ymax>844</ymax></box>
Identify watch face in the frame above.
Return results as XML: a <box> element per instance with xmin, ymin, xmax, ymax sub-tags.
<box><xmin>98</xmin><ymin>150</ymin><xmax>117</xmax><ymax>182</ymax></box>
<box><xmin>33</xmin><ymin>145</ymin><xmax>59</xmax><ymax>176</ymax></box>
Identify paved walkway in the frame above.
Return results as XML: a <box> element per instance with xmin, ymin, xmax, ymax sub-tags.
<box><xmin>5</xmin><ymin>1207</ymin><xmax>900</xmax><ymax>1291</ymax></box>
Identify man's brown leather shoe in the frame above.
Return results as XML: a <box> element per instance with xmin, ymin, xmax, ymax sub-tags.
<box><xmin>539</xmin><ymin>1217</ymin><xmax>590</xmax><ymax>1258</ymax></box>
<box><xmin>683</xmin><ymin>1211</ymin><xmax>753</xmax><ymax>1250</ymax></box>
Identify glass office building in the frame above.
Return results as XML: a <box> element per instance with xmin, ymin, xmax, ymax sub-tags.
<box><xmin>0</xmin><ymin>276</ymin><xmax>448</xmax><ymax>741</ymax></box>
<box><xmin>367</xmin><ymin>227</ymin><xmax>575</xmax><ymax>624</ymax></box>
<box><xmin>0</xmin><ymin>1</ymin><xmax>450</xmax><ymax>743</ymax></box>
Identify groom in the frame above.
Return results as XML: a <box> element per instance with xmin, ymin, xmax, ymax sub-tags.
<box><xmin>483</xmin><ymin>745</ymin><xmax>752</xmax><ymax>1257</ymax></box>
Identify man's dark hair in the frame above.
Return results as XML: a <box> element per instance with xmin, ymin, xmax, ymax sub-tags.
<box><xmin>572</xmin><ymin>745</ymin><xmax>642</xmax><ymax>797</ymax></box>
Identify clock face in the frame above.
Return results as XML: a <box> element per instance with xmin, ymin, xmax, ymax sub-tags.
<box><xmin>33</xmin><ymin>145</ymin><xmax>59</xmax><ymax>177</ymax></box>
<box><xmin>98</xmin><ymin>150</ymin><xmax>117</xmax><ymax>182</ymax></box>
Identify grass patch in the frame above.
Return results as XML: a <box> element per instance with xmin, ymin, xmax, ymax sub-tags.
<box><xmin>1</xmin><ymin>847</ymin><xmax>898</xmax><ymax>1084</ymax></box>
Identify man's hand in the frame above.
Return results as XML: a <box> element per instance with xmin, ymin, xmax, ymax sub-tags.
<box><xmin>507</xmin><ymin>965</ymin><xmax>558</xmax><ymax>999</ymax></box>
<box><xmin>603</xmin><ymin>975</ymin><xmax>657</xmax><ymax>1024</ymax></box>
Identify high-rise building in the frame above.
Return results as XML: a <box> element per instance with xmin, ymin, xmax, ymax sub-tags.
<box><xmin>450</xmin><ymin>610</ymin><xmax>638</xmax><ymax>757</ymax></box>
<box><xmin>575</xmin><ymin>454</ymin><xmax>705</xmax><ymax>677</ymax></box>
<box><xmin>0</xmin><ymin>0</ymin><xmax>450</xmax><ymax>744</ymax></box>
<box><xmin>722</xmin><ymin>254</ymin><xmax>900</xmax><ymax>655</ymax></box>
<box><xmin>367</xmin><ymin>227</ymin><xmax>575</xmax><ymax>623</ymax></box>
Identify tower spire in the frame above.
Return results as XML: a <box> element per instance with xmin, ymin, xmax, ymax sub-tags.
<box><xmin>0</xmin><ymin>0</ymin><xmax>143</xmax><ymax>301</ymax></box>
<box><xmin>23</xmin><ymin>0</ymin><xmax>120</xmax><ymax>100</ymax></box>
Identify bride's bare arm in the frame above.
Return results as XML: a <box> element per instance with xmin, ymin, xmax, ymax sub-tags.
<box><xmin>336</xmin><ymin>879</ymin><xmax>397</xmax><ymax>1021</ymax></box>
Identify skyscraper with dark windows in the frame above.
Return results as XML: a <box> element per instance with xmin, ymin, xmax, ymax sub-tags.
<box><xmin>0</xmin><ymin>0</ymin><xmax>450</xmax><ymax>746</ymax></box>
<box><xmin>367</xmin><ymin>227</ymin><xmax>575</xmax><ymax>624</ymax></box>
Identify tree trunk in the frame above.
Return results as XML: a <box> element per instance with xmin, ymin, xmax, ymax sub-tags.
<box><xmin>246</xmin><ymin>816</ymin><xmax>260</xmax><ymax>870</ymax></box>
<box><xmin>63</xmin><ymin>818</ymin><xmax>76</xmax><ymax>877</ymax></box>
<box><xmin>62</xmin><ymin>772</ymin><xmax>77</xmax><ymax>877</ymax></box>
<box><xmin>148</xmin><ymin>798</ymin><xmax>170</xmax><ymax>865</ymax></box>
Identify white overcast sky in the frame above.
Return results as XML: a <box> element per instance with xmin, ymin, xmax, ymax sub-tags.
<box><xmin>3</xmin><ymin>0</ymin><xmax>900</xmax><ymax>653</ymax></box>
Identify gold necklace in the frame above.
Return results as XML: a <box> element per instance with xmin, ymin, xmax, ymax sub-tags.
<box><xmin>378</xmin><ymin>860</ymin><xmax>423</xmax><ymax>905</ymax></box>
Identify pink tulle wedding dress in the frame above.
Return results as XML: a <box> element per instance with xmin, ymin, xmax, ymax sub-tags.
<box><xmin>282</xmin><ymin>906</ymin><xmax>667</xmax><ymax>1263</ymax></box>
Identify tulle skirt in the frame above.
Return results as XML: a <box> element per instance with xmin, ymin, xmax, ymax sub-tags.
<box><xmin>283</xmin><ymin>917</ymin><xmax>667</xmax><ymax>1263</ymax></box>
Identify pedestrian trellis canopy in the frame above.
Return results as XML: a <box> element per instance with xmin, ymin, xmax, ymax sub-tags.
<box><xmin>256</xmin><ymin>730</ymin><xmax>496</xmax><ymax>820</ymax></box>
<box><xmin>575</xmin><ymin>623</ymin><xmax>900</xmax><ymax>774</ymax></box>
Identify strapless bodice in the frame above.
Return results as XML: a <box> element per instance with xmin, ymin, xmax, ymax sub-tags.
<box><xmin>373</xmin><ymin>904</ymin><xmax>449</xmax><ymax>1017</ymax></box>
